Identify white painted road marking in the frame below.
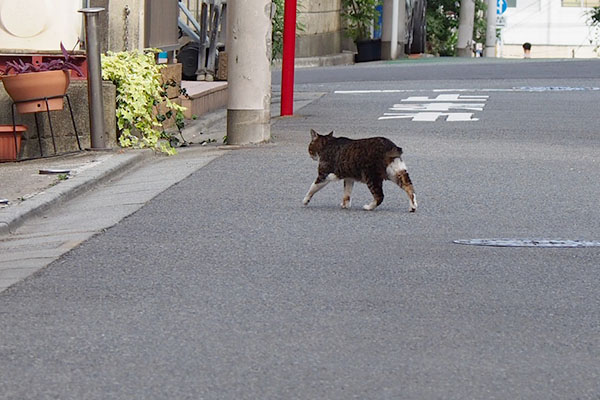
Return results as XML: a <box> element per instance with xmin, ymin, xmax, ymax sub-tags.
<box><xmin>332</xmin><ymin>90</ymin><xmax>497</xmax><ymax>122</ymax></box>
<box><xmin>334</xmin><ymin>89</ymin><xmax>418</xmax><ymax>94</ymax></box>
<box><xmin>401</xmin><ymin>94</ymin><xmax>489</xmax><ymax>102</ymax></box>
<box><xmin>334</xmin><ymin>87</ymin><xmax>600</xmax><ymax>94</ymax></box>
<box><xmin>389</xmin><ymin>103</ymin><xmax>485</xmax><ymax>112</ymax></box>
<box><xmin>379</xmin><ymin>112</ymin><xmax>479</xmax><ymax>122</ymax></box>
<box><xmin>379</xmin><ymin>93</ymin><xmax>488</xmax><ymax>122</ymax></box>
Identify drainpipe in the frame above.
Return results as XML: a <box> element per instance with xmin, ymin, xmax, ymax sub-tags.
<box><xmin>79</xmin><ymin>7</ymin><xmax>108</xmax><ymax>149</ymax></box>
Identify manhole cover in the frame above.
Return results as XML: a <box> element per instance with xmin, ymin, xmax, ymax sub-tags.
<box><xmin>453</xmin><ymin>239</ymin><xmax>600</xmax><ymax>248</ymax></box>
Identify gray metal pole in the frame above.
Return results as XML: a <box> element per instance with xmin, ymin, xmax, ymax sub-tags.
<box><xmin>79</xmin><ymin>7</ymin><xmax>108</xmax><ymax>149</ymax></box>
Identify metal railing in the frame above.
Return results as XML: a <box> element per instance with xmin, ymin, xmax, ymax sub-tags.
<box><xmin>178</xmin><ymin>0</ymin><xmax>227</xmax><ymax>81</ymax></box>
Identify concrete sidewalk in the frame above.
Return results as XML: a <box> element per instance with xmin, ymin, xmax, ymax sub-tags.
<box><xmin>0</xmin><ymin>109</ymin><xmax>227</xmax><ymax>236</ymax></box>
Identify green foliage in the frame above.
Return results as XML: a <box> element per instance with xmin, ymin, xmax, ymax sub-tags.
<box><xmin>272</xmin><ymin>0</ymin><xmax>285</xmax><ymax>59</ymax></box>
<box><xmin>473</xmin><ymin>0</ymin><xmax>488</xmax><ymax>44</ymax></box>
<box><xmin>588</xmin><ymin>6</ymin><xmax>600</xmax><ymax>26</ymax></box>
<box><xmin>586</xmin><ymin>7</ymin><xmax>600</xmax><ymax>51</ymax></box>
<box><xmin>426</xmin><ymin>0</ymin><xmax>487</xmax><ymax>56</ymax></box>
<box><xmin>271</xmin><ymin>0</ymin><xmax>305</xmax><ymax>60</ymax></box>
<box><xmin>342</xmin><ymin>0</ymin><xmax>382</xmax><ymax>42</ymax></box>
<box><xmin>101</xmin><ymin>50</ymin><xmax>187</xmax><ymax>155</ymax></box>
<box><xmin>426</xmin><ymin>2</ymin><xmax>459</xmax><ymax>56</ymax></box>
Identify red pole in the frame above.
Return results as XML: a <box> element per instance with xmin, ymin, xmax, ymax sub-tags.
<box><xmin>280</xmin><ymin>0</ymin><xmax>296</xmax><ymax>116</ymax></box>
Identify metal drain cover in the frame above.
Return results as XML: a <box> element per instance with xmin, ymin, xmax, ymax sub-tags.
<box><xmin>453</xmin><ymin>239</ymin><xmax>600</xmax><ymax>248</ymax></box>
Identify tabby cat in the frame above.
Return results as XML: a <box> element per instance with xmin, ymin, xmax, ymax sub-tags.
<box><xmin>302</xmin><ymin>129</ymin><xmax>417</xmax><ymax>212</ymax></box>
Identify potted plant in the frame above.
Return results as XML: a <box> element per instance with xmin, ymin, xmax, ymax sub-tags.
<box><xmin>342</xmin><ymin>0</ymin><xmax>383</xmax><ymax>62</ymax></box>
<box><xmin>1</xmin><ymin>42</ymin><xmax>84</xmax><ymax>114</ymax></box>
<box><xmin>0</xmin><ymin>124</ymin><xmax>26</xmax><ymax>162</ymax></box>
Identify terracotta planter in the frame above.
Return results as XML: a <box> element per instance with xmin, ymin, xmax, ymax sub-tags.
<box><xmin>0</xmin><ymin>125</ymin><xmax>27</xmax><ymax>162</ymax></box>
<box><xmin>1</xmin><ymin>70</ymin><xmax>70</xmax><ymax>114</ymax></box>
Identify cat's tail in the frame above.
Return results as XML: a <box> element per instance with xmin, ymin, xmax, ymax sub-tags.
<box><xmin>384</xmin><ymin>147</ymin><xmax>403</xmax><ymax>163</ymax></box>
<box><xmin>385</xmin><ymin>153</ymin><xmax>417</xmax><ymax>212</ymax></box>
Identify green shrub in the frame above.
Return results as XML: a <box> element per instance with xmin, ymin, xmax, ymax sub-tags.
<box><xmin>426</xmin><ymin>0</ymin><xmax>487</xmax><ymax>56</ymax></box>
<box><xmin>101</xmin><ymin>50</ymin><xmax>186</xmax><ymax>155</ymax></box>
<box><xmin>342</xmin><ymin>0</ymin><xmax>383</xmax><ymax>42</ymax></box>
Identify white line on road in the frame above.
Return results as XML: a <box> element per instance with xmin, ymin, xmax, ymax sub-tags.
<box><xmin>379</xmin><ymin>112</ymin><xmax>479</xmax><ymax>122</ymax></box>
<box><xmin>401</xmin><ymin>94</ymin><xmax>489</xmax><ymax>102</ymax></box>
<box><xmin>334</xmin><ymin>89</ymin><xmax>418</xmax><ymax>94</ymax></box>
<box><xmin>335</xmin><ymin>87</ymin><xmax>600</xmax><ymax>94</ymax></box>
<box><xmin>390</xmin><ymin>103</ymin><xmax>485</xmax><ymax>112</ymax></box>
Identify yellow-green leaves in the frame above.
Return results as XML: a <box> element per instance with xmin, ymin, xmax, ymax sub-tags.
<box><xmin>102</xmin><ymin>50</ymin><xmax>183</xmax><ymax>154</ymax></box>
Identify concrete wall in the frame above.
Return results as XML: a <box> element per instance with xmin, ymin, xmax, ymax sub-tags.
<box><xmin>0</xmin><ymin>81</ymin><xmax>117</xmax><ymax>159</ymax></box>
<box><xmin>89</xmin><ymin>0</ymin><xmax>110</xmax><ymax>54</ymax></box>
<box><xmin>500</xmin><ymin>44</ymin><xmax>598</xmax><ymax>58</ymax></box>
<box><xmin>296</xmin><ymin>0</ymin><xmax>344</xmax><ymax>57</ymax></box>
<box><xmin>104</xmin><ymin>0</ymin><xmax>146</xmax><ymax>53</ymax></box>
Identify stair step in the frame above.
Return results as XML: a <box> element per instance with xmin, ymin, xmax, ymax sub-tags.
<box><xmin>180</xmin><ymin>81</ymin><xmax>228</xmax><ymax>119</ymax></box>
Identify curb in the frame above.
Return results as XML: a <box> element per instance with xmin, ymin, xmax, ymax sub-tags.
<box><xmin>0</xmin><ymin>149</ymin><xmax>153</xmax><ymax>236</ymax></box>
<box><xmin>272</xmin><ymin>52</ymin><xmax>355</xmax><ymax>69</ymax></box>
<box><xmin>183</xmin><ymin>109</ymin><xmax>226</xmax><ymax>134</ymax></box>
<box><xmin>0</xmin><ymin>107</ymin><xmax>229</xmax><ymax>237</ymax></box>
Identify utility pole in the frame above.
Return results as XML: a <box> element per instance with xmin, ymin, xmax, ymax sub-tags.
<box><xmin>456</xmin><ymin>0</ymin><xmax>475</xmax><ymax>57</ymax></box>
<box><xmin>226</xmin><ymin>0</ymin><xmax>272</xmax><ymax>144</ymax></box>
<box><xmin>381</xmin><ymin>0</ymin><xmax>405</xmax><ymax>60</ymax></box>
<box><xmin>484</xmin><ymin>0</ymin><xmax>496</xmax><ymax>57</ymax></box>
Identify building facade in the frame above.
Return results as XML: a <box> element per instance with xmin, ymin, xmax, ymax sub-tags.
<box><xmin>499</xmin><ymin>0</ymin><xmax>599</xmax><ymax>58</ymax></box>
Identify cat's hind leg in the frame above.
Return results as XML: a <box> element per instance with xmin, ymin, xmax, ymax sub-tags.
<box><xmin>363</xmin><ymin>179</ymin><xmax>384</xmax><ymax>210</ymax></box>
<box><xmin>303</xmin><ymin>173</ymin><xmax>339</xmax><ymax>205</ymax></box>
<box><xmin>387</xmin><ymin>158</ymin><xmax>417</xmax><ymax>212</ymax></box>
<box><xmin>341</xmin><ymin>179</ymin><xmax>354</xmax><ymax>209</ymax></box>
<box><xmin>399</xmin><ymin>170</ymin><xmax>418</xmax><ymax>212</ymax></box>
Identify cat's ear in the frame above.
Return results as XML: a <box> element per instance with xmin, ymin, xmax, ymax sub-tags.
<box><xmin>327</xmin><ymin>131</ymin><xmax>334</xmax><ymax>137</ymax></box>
<box><xmin>310</xmin><ymin>129</ymin><xmax>318</xmax><ymax>140</ymax></box>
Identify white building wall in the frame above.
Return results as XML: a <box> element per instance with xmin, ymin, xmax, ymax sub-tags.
<box><xmin>499</xmin><ymin>0</ymin><xmax>598</xmax><ymax>57</ymax></box>
<box><xmin>0</xmin><ymin>0</ymin><xmax>82</xmax><ymax>52</ymax></box>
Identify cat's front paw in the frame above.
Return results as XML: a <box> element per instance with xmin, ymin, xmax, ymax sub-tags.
<box><xmin>302</xmin><ymin>196</ymin><xmax>311</xmax><ymax>205</ymax></box>
<box><xmin>341</xmin><ymin>200</ymin><xmax>351</xmax><ymax>209</ymax></box>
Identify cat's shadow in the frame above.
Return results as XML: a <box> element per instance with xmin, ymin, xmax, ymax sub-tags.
<box><xmin>301</xmin><ymin>204</ymin><xmax>407</xmax><ymax>215</ymax></box>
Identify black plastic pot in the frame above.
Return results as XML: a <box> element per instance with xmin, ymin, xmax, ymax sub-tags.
<box><xmin>355</xmin><ymin>39</ymin><xmax>381</xmax><ymax>63</ymax></box>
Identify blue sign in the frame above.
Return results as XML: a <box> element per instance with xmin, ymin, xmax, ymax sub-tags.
<box><xmin>497</xmin><ymin>0</ymin><xmax>507</xmax><ymax>15</ymax></box>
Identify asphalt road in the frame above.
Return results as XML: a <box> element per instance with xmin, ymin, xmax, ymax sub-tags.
<box><xmin>2</xmin><ymin>58</ymin><xmax>600</xmax><ymax>399</ymax></box>
<box><xmin>273</xmin><ymin>57</ymin><xmax>600</xmax><ymax>83</ymax></box>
